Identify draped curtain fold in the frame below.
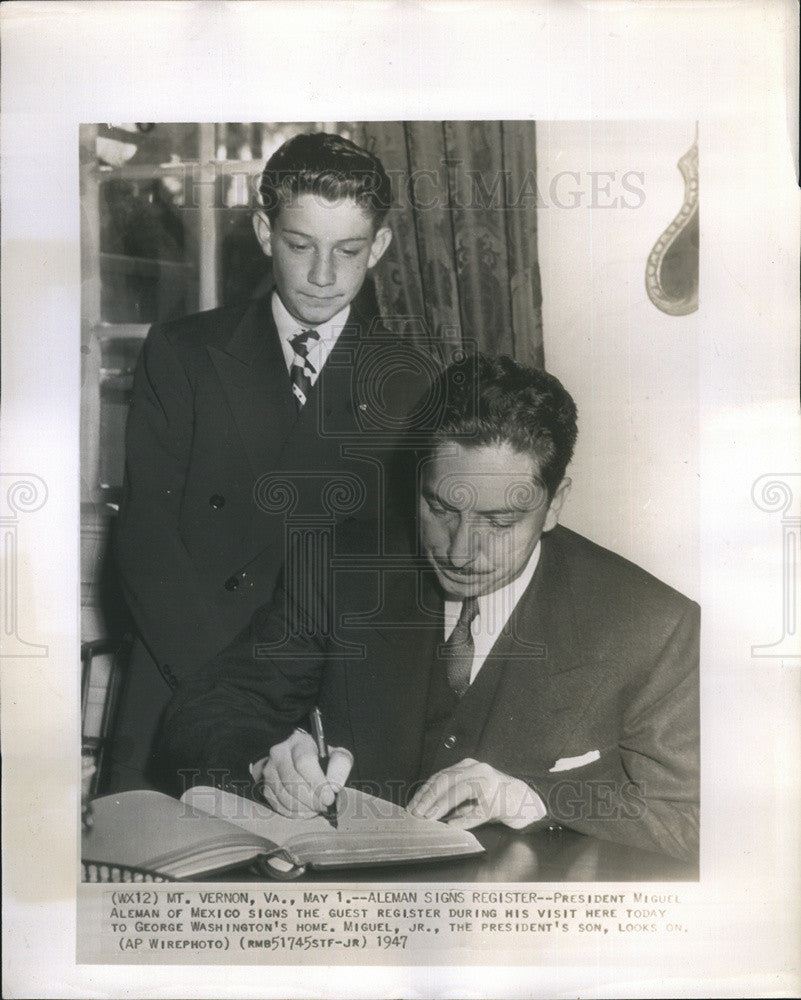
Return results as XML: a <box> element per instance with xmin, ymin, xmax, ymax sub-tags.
<box><xmin>357</xmin><ymin>121</ymin><xmax>544</xmax><ymax>368</ymax></box>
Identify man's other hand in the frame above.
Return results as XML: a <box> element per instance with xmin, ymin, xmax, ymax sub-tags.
<box><xmin>407</xmin><ymin>758</ymin><xmax>546</xmax><ymax>830</ymax></box>
<box><xmin>250</xmin><ymin>730</ymin><xmax>353</xmax><ymax>819</ymax></box>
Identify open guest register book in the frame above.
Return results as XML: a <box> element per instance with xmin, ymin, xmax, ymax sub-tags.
<box><xmin>81</xmin><ymin>786</ymin><xmax>484</xmax><ymax>881</ymax></box>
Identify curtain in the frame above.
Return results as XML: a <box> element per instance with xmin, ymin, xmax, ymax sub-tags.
<box><xmin>358</xmin><ymin>121</ymin><xmax>544</xmax><ymax>368</ymax></box>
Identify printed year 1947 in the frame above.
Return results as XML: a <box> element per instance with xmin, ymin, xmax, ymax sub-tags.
<box><xmin>377</xmin><ymin>935</ymin><xmax>409</xmax><ymax>949</ymax></box>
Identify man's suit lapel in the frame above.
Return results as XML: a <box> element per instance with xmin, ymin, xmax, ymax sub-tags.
<box><xmin>489</xmin><ymin>531</ymin><xmax>582</xmax><ymax>678</ymax></box>
<box><xmin>207</xmin><ymin>295</ymin><xmax>298</xmax><ymax>476</ymax></box>
<box><xmin>476</xmin><ymin>529</ymin><xmax>606</xmax><ymax>772</ymax></box>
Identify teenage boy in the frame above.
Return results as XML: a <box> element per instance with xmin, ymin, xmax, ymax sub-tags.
<box><xmin>111</xmin><ymin>132</ymin><xmax>425</xmax><ymax>792</ymax></box>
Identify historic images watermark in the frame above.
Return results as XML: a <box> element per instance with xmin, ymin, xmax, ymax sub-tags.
<box><xmin>750</xmin><ymin>474</ymin><xmax>800</xmax><ymax>658</ymax></box>
<box><xmin>0</xmin><ymin>473</ymin><xmax>49</xmax><ymax>657</ymax></box>
<box><xmin>176</xmin><ymin>770</ymin><xmax>648</xmax><ymax>826</ymax></box>
<box><xmin>158</xmin><ymin>159</ymin><xmax>648</xmax><ymax>214</ymax></box>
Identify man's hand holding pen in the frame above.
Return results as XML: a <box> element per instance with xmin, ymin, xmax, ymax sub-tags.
<box><xmin>249</xmin><ymin>703</ymin><xmax>545</xmax><ymax>831</ymax></box>
<box><xmin>250</xmin><ymin>728</ymin><xmax>353</xmax><ymax>821</ymax></box>
<box><xmin>251</xmin><ymin>734</ymin><xmax>546</xmax><ymax>832</ymax></box>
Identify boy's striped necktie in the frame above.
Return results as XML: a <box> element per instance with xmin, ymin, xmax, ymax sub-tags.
<box><xmin>289</xmin><ymin>328</ymin><xmax>320</xmax><ymax>408</ymax></box>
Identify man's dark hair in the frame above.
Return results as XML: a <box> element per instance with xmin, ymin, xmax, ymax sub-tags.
<box><xmin>259</xmin><ymin>132</ymin><xmax>391</xmax><ymax>228</ymax></box>
<box><xmin>430</xmin><ymin>353</ymin><xmax>578</xmax><ymax>497</ymax></box>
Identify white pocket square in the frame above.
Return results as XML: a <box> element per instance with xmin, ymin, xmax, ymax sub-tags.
<box><xmin>549</xmin><ymin>750</ymin><xmax>600</xmax><ymax>772</ymax></box>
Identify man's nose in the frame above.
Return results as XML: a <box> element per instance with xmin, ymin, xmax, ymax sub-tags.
<box><xmin>308</xmin><ymin>250</ymin><xmax>336</xmax><ymax>287</ymax></box>
<box><xmin>447</xmin><ymin>516</ymin><xmax>481</xmax><ymax>568</ymax></box>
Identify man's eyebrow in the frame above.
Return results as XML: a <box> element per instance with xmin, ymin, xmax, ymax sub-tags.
<box><xmin>421</xmin><ymin>487</ymin><xmax>456</xmax><ymax>510</ymax></box>
<box><xmin>422</xmin><ymin>488</ymin><xmax>525</xmax><ymax>517</ymax></box>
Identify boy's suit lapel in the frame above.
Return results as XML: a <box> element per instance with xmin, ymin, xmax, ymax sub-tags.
<box><xmin>209</xmin><ymin>295</ymin><xmax>370</xmax><ymax>480</ymax></box>
<box><xmin>207</xmin><ymin>295</ymin><xmax>298</xmax><ymax>476</ymax></box>
<box><xmin>279</xmin><ymin>308</ymin><xmax>368</xmax><ymax>469</ymax></box>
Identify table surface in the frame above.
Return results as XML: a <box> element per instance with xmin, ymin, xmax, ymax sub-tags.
<box><xmin>217</xmin><ymin>824</ymin><xmax>697</xmax><ymax>883</ymax></box>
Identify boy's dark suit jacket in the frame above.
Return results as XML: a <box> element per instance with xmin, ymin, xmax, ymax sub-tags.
<box><xmin>111</xmin><ymin>292</ymin><xmax>430</xmax><ymax>791</ymax></box>
<box><xmin>162</xmin><ymin>523</ymin><xmax>700</xmax><ymax>863</ymax></box>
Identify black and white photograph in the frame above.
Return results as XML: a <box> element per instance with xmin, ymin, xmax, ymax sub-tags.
<box><xmin>78</xmin><ymin>119</ymin><xmax>700</xmax><ymax>888</ymax></box>
<box><xmin>2</xmin><ymin>2</ymin><xmax>798</xmax><ymax>998</ymax></box>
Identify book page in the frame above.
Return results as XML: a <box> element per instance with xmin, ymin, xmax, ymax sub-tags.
<box><xmin>182</xmin><ymin>786</ymin><xmax>482</xmax><ymax>864</ymax></box>
<box><xmin>181</xmin><ymin>786</ymin><xmax>335</xmax><ymax>845</ymax></box>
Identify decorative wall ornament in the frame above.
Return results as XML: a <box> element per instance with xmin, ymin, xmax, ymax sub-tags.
<box><xmin>645</xmin><ymin>137</ymin><xmax>699</xmax><ymax>316</ymax></box>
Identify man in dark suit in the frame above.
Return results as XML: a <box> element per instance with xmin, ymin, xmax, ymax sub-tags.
<box><xmin>110</xmin><ymin>132</ymin><xmax>431</xmax><ymax>792</ymax></box>
<box><xmin>161</xmin><ymin>354</ymin><xmax>700</xmax><ymax>862</ymax></box>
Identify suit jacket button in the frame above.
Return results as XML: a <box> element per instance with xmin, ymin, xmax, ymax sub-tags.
<box><xmin>443</xmin><ymin>734</ymin><xmax>458</xmax><ymax>750</ymax></box>
<box><xmin>209</xmin><ymin>494</ymin><xmax>225</xmax><ymax>509</ymax></box>
<box><xmin>224</xmin><ymin>575</ymin><xmax>239</xmax><ymax>591</ymax></box>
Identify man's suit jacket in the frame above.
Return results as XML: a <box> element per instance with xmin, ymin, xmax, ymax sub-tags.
<box><xmin>161</xmin><ymin>522</ymin><xmax>700</xmax><ymax>862</ymax></box>
<box><xmin>111</xmin><ymin>291</ymin><xmax>429</xmax><ymax>790</ymax></box>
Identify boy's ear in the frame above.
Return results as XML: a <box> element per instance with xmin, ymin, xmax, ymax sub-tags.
<box><xmin>252</xmin><ymin>211</ymin><xmax>273</xmax><ymax>257</ymax></box>
<box><xmin>543</xmin><ymin>477</ymin><xmax>572</xmax><ymax>532</ymax></box>
<box><xmin>367</xmin><ymin>226</ymin><xmax>392</xmax><ymax>268</ymax></box>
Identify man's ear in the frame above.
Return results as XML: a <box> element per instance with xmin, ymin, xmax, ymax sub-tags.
<box><xmin>252</xmin><ymin>211</ymin><xmax>273</xmax><ymax>257</ymax></box>
<box><xmin>543</xmin><ymin>477</ymin><xmax>572</xmax><ymax>532</ymax></box>
<box><xmin>367</xmin><ymin>226</ymin><xmax>392</xmax><ymax>268</ymax></box>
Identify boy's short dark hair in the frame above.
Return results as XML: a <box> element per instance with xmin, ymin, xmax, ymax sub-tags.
<box><xmin>259</xmin><ymin>132</ymin><xmax>391</xmax><ymax>228</ymax></box>
<box><xmin>429</xmin><ymin>353</ymin><xmax>578</xmax><ymax>497</ymax></box>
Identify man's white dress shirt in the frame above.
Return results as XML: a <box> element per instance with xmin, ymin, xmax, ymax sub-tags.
<box><xmin>443</xmin><ymin>541</ymin><xmax>542</xmax><ymax>686</ymax></box>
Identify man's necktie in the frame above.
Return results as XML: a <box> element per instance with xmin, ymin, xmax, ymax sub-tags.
<box><xmin>288</xmin><ymin>328</ymin><xmax>320</xmax><ymax>408</ymax></box>
<box><xmin>443</xmin><ymin>597</ymin><xmax>479</xmax><ymax>698</ymax></box>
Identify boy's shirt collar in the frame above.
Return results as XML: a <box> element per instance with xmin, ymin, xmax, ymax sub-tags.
<box><xmin>271</xmin><ymin>291</ymin><xmax>352</xmax><ymax>384</ymax></box>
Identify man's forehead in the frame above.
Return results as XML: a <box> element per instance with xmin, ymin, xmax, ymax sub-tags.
<box><xmin>423</xmin><ymin>471</ymin><xmax>546</xmax><ymax>509</ymax></box>
<box><xmin>422</xmin><ymin>444</ymin><xmax>548</xmax><ymax>512</ymax></box>
<box><xmin>427</xmin><ymin>440</ymin><xmax>541</xmax><ymax>476</ymax></box>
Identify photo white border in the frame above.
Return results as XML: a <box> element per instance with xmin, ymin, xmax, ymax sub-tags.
<box><xmin>2</xmin><ymin>1</ymin><xmax>799</xmax><ymax>997</ymax></box>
